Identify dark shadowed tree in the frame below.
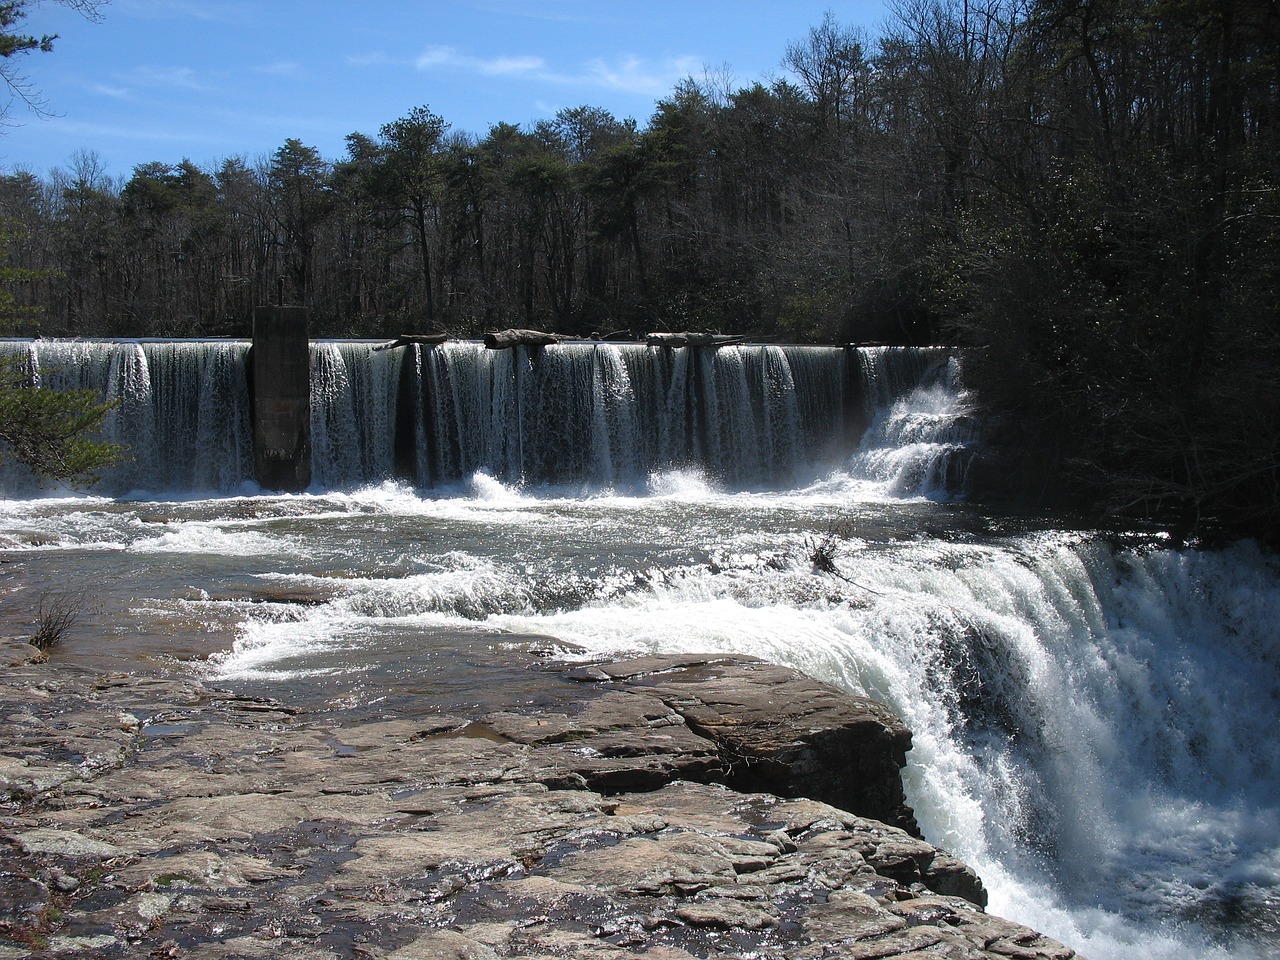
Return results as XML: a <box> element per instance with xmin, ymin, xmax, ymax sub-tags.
<box><xmin>0</xmin><ymin>228</ymin><xmax>121</xmax><ymax>484</ymax></box>
<box><xmin>265</xmin><ymin>138</ymin><xmax>331</xmax><ymax>306</ymax></box>
<box><xmin>376</xmin><ymin>105</ymin><xmax>449</xmax><ymax>328</ymax></box>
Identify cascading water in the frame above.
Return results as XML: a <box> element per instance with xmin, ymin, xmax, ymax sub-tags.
<box><xmin>0</xmin><ymin>338</ymin><xmax>255</xmax><ymax>494</ymax></box>
<box><xmin>0</xmin><ymin>336</ymin><xmax>1274</xmax><ymax>960</ymax></box>
<box><xmin>849</xmin><ymin>347</ymin><xmax>981</xmax><ymax>498</ymax></box>
<box><xmin>408</xmin><ymin>340</ymin><xmax>848</xmax><ymax>489</ymax></box>
<box><xmin>308</xmin><ymin>341</ymin><xmax>403</xmax><ymax>490</ymax></box>
<box><xmin>0</xmin><ymin>338</ymin><xmax>867</xmax><ymax>494</ymax></box>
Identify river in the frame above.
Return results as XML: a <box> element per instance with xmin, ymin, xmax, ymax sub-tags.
<box><xmin>0</xmin><ymin>339</ymin><xmax>1276</xmax><ymax>959</ymax></box>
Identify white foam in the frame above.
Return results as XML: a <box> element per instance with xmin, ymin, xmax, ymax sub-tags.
<box><xmin>128</xmin><ymin>524</ymin><xmax>291</xmax><ymax>557</ymax></box>
<box><xmin>646</xmin><ymin>467</ymin><xmax>720</xmax><ymax>499</ymax></box>
<box><xmin>467</xmin><ymin>471</ymin><xmax>524</xmax><ymax>502</ymax></box>
<box><xmin>6</xmin><ymin>454</ymin><xmax>1277</xmax><ymax>959</ymax></box>
<box><xmin>469</xmin><ymin>533</ymin><xmax>1280</xmax><ymax>960</ymax></box>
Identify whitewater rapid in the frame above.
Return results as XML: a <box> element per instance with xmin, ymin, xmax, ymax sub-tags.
<box><xmin>3</xmin><ymin>477</ymin><xmax>1276</xmax><ymax>959</ymax></box>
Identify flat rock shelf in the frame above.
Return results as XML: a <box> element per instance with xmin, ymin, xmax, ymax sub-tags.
<box><xmin>0</xmin><ymin>637</ymin><xmax>1081</xmax><ymax>960</ymax></box>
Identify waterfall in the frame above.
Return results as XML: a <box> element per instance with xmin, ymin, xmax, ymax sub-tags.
<box><xmin>3</xmin><ymin>336</ymin><xmax>1274</xmax><ymax>960</ymax></box>
<box><xmin>0</xmin><ymin>339</ymin><xmax>255</xmax><ymax>494</ymax></box>
<box><xmin>850</xmin><ymin>351</ymin><xmax>981</xmax><ymax>498</ymax></box>
<box><xmin>308</xmin><ymin>341</ymin><xmax>402</xmax><ymax>490</ymax></box>
<box><xmin>462</xmin><ymin>526</ymin><xmax>1279</xmax><ymax>960</ymax></box>
<box><xmin>0</xmin><ymin>338</ymin><xmax>964</xmax><ymax>496</ymax></box>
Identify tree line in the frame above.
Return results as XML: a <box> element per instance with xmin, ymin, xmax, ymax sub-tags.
<box><xmin>0</xmin><ymin>8</ymin><xmax>966</xmax><ymax>344</ymax></box>
<box><xmin>2</xmin><ymin>0</ymin><xmax>1278</xmax><ymax>542</ymax></box>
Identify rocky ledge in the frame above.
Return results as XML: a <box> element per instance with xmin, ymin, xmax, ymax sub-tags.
<box><xmin>0</xmin><ymin>637</ymin><xmax>1081</xmax><ymax>960</ymax></box>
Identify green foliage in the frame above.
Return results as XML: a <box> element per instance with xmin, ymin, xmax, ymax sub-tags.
<box><xmin>0</xmin><ymin>1</ymin><xmax>55</xmax><ymax>58</ymax></box>
<box><xmin>0</xmin><ymin>354</ymin><xmax>122</xmax><ymax>484</ymax></box>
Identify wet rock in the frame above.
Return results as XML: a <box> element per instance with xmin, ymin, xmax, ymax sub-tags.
<box><xmin>804</xmin><ymin>889</ymin><xmax>909</xmax><ymax>944</ymax></box>
<box><xmin>113</xmin><ymin>849</ymin><xmax>299</xmax><ymax>890</ymax></box>
<box><xmin>205</xmin><ymin>586</ymin><xmax>337</xmax><ymax>606</ymax></box>
<box><xmin>675</xmin><ymin>897</ymin><xmax>779</xmax><ymax>930</ymax></box>
<box><xmin>554</xmin><ymin>830</ymin><xmax>741</xmax><ymax>896</ymax></box>
<box><xmin>12</xmin><ymin>827</ymin><xmax>124</xmax><ymax>858</ymax></box>
<box><xmin>0</xmin><ymin>874</ymin><xmax>48</xmax><ymax>925</ymax></box>
<box><xmin>0</xmin><ymin>643</ymin><xmax>1083</xmax><ymax>960</ymax></box>
<box><xmin>484</xmin><ymin>690</ymin><xmax>722</xmax><ymax>793</ymax></box>
<box><xmin>570</xmin><ymin>654</ymin><xmax>919</xmax><ymax>833</ymax></box>
<box><xmin>45</xmin><ymin>934</ymin><xmax>120</xmax><ymax>955</ymax></box>
<box><xmin>193</xmin><ymin>937</ymin><xmax>337</xmax><ymax>959</ymax></box>
<box><xmin>50</xmin><ymin>871</ymin><xmax>81</xmax><ymax>893</ymax></box>
<box><xmin>383</xmin><ymin>930</ymin><xmax>501</xmax><ymax>959</ymax></box>
<box><xmin>0</xmin><ymin>638</ymin><xmax>42</xmax><ymax>668</ymax></box>
<box><xmin>923</xmin><ymin>851</ymin><xmax>989</xmax><ymax>907</ymax></box>
<box><xmin>0</xmin><ymin>756</ymin><xmax>77</xmax><ymax>795</ymax></box>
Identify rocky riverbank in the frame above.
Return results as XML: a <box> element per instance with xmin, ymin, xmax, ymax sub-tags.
<box><xmin>0</xmin><ymin>636</ymin><xmax>1081</xmax><ymax>959</ymax></box>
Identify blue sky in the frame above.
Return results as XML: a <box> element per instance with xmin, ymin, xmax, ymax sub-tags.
<box><xmin>0</xmin><ymin>0</ymin><xmax>889</xmax><ymax>180</ymax></box>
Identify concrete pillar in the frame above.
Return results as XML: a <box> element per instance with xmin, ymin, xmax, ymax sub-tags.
<box><xmin>252</xmin><ymin>306</ymin><xmax>311</xmax><ymax>491</ymax></box>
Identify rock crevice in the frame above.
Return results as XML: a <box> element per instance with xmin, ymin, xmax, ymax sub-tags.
<box><xmin>564</xmin><ymin>655</ymin><xmax>918</xmax><ymax>835</ymax></box>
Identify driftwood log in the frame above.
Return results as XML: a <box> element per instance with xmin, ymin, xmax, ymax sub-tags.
<box><xmin>374</xmin><ymin>331</ymin><xmax>750</xmax><ymax>350</ymax></box>
<box><xmin>645</xmin><ymin>331</ymin><xmax>748</xmax><ymax>348</ymax></box>
<box><xmin>483</xmin><ymin>328</ymin><xmax>566</xmax><ymax>349</ymax></box>
<box><xmin>372</xmin><ymin>333</ymin><xmax>449</xmax><ymax>351</ymax></box>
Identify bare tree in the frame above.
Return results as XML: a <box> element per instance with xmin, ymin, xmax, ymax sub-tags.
<box><xmin>1</xmin><ymin>0</ymin><xmax>106</xmax><ymax>123</ymax></box>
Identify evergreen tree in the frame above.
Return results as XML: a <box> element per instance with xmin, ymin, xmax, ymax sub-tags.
<box><xmin>0</xmin><ymin>227</ymin><xmax>121</xmax><ymax>484</ymax></box>
<box><xmin>2</xmin><ymin>0</ymin><xmax>105</xmax><ymax>122</ymax></box>
<box><xmin>0</xmin><ymin>352</ymin><xmax>122</xmax><ymax>484</ymax></box>
<box><xmin>1</xmin><ymin>2</ymin><xmax>119</xmax><ymax>484</ymax></box>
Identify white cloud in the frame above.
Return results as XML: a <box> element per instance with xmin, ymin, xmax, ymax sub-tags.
<box><xmin>84</xmin><ymin>66</ymin><xmax>213</xmax><ymax>103</ymax></box>
<box><xmin>581</xmin><ymin>55</ymin><xmax>702</xmax><ymax>95</ymax></box>
<box><xmin>346</xmin><ymin>51</ymin><xmax>399</xmax><ymax>68</ymax></box>
<box><xmin>485</xmin><ymin>54</ymin><xmax>548</xmax><ymax>76</ymax></box>
<box><xmin>91</xmin><ymin>84</ymin><xmax>133</xmax><ymax>101</ymax></box>
<box><xmin>413</xmin><ymin>46</ymin><xmax>461</xmax><ymax>70</ymax></box>
<box><xmin>413</xmin><ymin>45</ymin><xmax>700</xmax><ymax>96</ymax></box>
<box><xmin>414</xmin><ymin>46</ymin><xmax>544</xmax><ymax>77</ymax></box>
<box><xmin>125</xmin><ymin>66</ymin><xmax>210</xmax><ymax>92</ymax></box>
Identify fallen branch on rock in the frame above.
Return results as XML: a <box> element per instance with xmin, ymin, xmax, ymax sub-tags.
<box><xmin>482</xmin><ymin>329</ymin><xmax>565</xmax><ymax>349</ymax></box>
<box><xmin>645</xmin><ymin>332</ymin><xmax>748</xmax><ymax>348</ymax></box>
<box><xmin>372</xmin><ymin>333</ymin><xmax>449</xmax><ymax>351</ymax></box>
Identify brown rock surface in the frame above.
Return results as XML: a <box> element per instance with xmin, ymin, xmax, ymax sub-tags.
<box><xmin>569</xmin><ymin>654</ymin><xmax>918</xmax><ymax>833</ymax></box>
<box><xmin>0</xmin><ymin>637</ymin><xmax>1079</xmax><ymax>959</ymax></box>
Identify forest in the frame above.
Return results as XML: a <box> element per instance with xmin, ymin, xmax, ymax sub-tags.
<box><xmin>2</xmin><ymin>0</ymin><xmax>1278</xmax><ymax>543</ymax></box>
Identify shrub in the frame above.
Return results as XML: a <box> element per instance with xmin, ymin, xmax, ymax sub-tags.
<box><xmin>30</xmin><ymin>592</ymin><xmax>78</xmax><ymax>651</ymax></box>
